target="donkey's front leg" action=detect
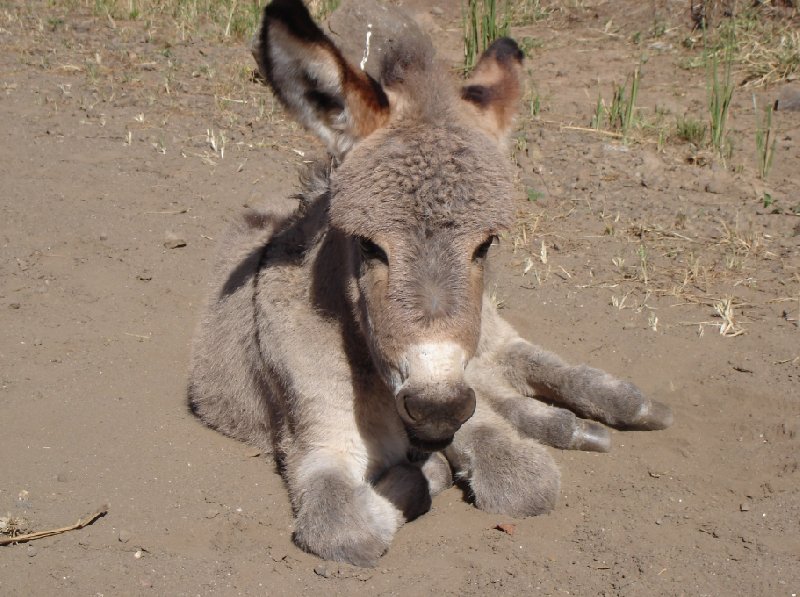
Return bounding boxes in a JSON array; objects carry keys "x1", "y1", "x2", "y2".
[
  {"x1": 287, "y1": 450, "x2": 412, "y2": 567},
  {"x1": 446, "y1": 404, "x2": 561, "y2": 518},
  {"x1": 495, "y1": 339, "x2": 673, "y2": 430}
]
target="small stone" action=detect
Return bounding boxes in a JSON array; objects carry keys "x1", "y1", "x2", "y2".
[
  {"x1": 118, "y1": 529, "x2": 131, "y2": 543},
  {"x1": 777, "y1": 84, "x2": 800, "y2": 112},
  {"x1": 134, "y1": 549, "x2": 143, "y2": 559},
  {"x1": 655, "y1": 518, "x2": 662, "y2": 525},
  {"x1": 430, "y1": 6, "x2": 444, "y2": 15},
  {"x1": 99, "y1": 232, "x2": 109, "y2": 241},
  {"x1": 703, "y1": 177, "x2": 727, "y2": 195},
  {"x1": 493, "y1": 523, "x2": 516, "y2": 536},
  {"x1": 740, "y1": 502, "x2": 751, "y2": 512},
  {"x1": 163, "y1": 231, "x2": 187, "y2": 249},
  {"x1": 27, "y1": 545, "x2": 37, "y2": 557},
  {"x1": 313, "y1": 565, "x2": 331, "y2": 578},
  {"x1": 9, "y1": 303, "x2": 20, "y2": 310},
  {"x1": 55, "y1": 472, "x2": 68, "y2": 482},
  {"x1": 205, "y1": 508, "x2": 220, "y2": 519},
  {"x1": 647, "y1": 41, "x2": 673, "y2": 52},
  {"x1": 136, "y1": 271, "x2": 153, "y2": 282}
]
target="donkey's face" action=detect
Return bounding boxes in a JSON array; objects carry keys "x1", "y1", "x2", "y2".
[
  {"x1": 255, "y1": 0, "x2": 523, "y2": 450},
  {"x1": 331, "y1": 124, "x2": 516, "y2": 449}
]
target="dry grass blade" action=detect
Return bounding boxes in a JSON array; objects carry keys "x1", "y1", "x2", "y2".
[
  {"x1": 0, "y1": 505, "x2": 108, "y2": 546},
  {"x1": 714, "y1": 297, "x2": 745, "y2": 337}
]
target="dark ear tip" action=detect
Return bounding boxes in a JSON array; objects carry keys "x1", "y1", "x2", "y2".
[{"x1": 484, "y1": 37, "x2": 524, "y2": 64}]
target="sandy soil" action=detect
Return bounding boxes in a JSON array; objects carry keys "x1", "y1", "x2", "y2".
[{"x1": 1, "y1": 1, "x2": 798, "y2": 595}]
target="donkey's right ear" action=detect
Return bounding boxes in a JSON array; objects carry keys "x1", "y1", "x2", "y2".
[{"x1": 252, "y1": 0, "x2": 390, "y2": 160}]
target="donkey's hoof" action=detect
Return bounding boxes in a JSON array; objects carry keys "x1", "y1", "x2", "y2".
[
  {"x1": 628, "y1": 399, "x2": 673, "y2": 430},
  {"x1": 292, "y1": 482, "x2": 400, "y2": 567},
  {"x1": 570, "y1": 420, "x2": 611, "y2": 452}
]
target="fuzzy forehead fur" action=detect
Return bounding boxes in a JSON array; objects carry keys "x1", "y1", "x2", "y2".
[{"x1": 328, "y1": 40, "x2": 515, "y2": 243}]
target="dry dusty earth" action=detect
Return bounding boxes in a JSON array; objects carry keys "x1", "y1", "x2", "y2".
[{"x1": 1, "y1": 0, "x2": 799, "y2": 595}]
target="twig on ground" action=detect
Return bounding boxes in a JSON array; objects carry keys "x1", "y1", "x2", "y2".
[{"x1": 0, "y1": 505, "x2": 108, "y2": 546}]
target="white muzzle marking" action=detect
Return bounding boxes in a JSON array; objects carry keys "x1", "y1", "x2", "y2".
[{"x1": 395, "y1": 342, "x2": 467, "y2": 393}]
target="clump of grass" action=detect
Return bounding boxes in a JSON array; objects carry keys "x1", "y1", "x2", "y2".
[
  {"x1": 507, "y1": 0, "x2": 551, "y2": 26},
  {"x1": 309, "y1": 0, "x2": 340, "y2": 21},
  {"x1": 753, "y1": 95, "x2": 778, "y2": 180},
  {"x1": 683, "y1": 4, "x2": 799, "y2": 86},
  {"x1": 525, "y1": 84, "x2": 541, "y2": 118},
  {"x1": 592, "y1": 66, "x2": 641, "y2": 139},
  {"x1": 707, "y1": 44, "x2": 734, "y2": 159},
  {"x1": 464, "y1": 0, "x2": 509, "y2": 72},
  {"x1": 676, "y1": 115, "x2": 707, "y2": 145},
  {"x1": 58, "y1": 0, "x2": 263, "y2": 42}
]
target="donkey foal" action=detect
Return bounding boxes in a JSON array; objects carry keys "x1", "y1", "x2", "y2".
[{"x1": 189, "y1": 0, "x2": 673, "y2": 567}]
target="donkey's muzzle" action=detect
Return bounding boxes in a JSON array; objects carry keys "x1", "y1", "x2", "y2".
[{"x1": 395, "y1": 383, "x2": 476, "y2": 451}]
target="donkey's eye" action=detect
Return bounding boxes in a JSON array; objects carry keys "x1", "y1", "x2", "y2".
[
  {"x1": 473, "y1": 235, "x2": 497, "y2": 261},
  {"x1": 358, "y1": 237, "x2": 388, "y2": 264}
]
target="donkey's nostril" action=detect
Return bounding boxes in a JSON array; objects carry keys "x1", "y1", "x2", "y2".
[
  {"x1": 396, "y1": 385, "x2": 476, "y2": 428},
  {"x1": 397, "y1": 389, "x2": 421, "y2": 424},
  {"x1": 456, "y1": 387, "x2": 477, "y2": 425}
]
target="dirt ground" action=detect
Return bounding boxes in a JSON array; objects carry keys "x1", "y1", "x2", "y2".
[{"x1": 1, "y1": 0, "x2": 798, "y2": 595}]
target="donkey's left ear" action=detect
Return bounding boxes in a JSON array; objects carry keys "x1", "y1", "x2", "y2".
[
  {"x1": 252, "y1": 0, "x2": 390, "y2": 160},
  {"x1": 460, "y1": 38, "x2": 524, "y2": 146}
]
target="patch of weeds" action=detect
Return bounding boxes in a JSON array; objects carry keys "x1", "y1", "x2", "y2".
[
  {"x1": 226, "y1": 0, "x2": 262, "y2": 39},
  {"x1": 592, "y1": 66, "x2": 641, "y2": 140},
  {"x1": 682, "y1": 5, "x2": 800, "y2": 86},
  {"x1": 463, "y1": 0, "x2": 509, "y2": 72},
  {"x1": 518, "y1": 36, "x2": 543, "y2": 57},
  {"x1": 54, "y1": 0, "x2": 263, "y2": 42},
  {"x1": 526, "y1": 188, "x2": 544, "y2": 202},
  {"x1": 526, "y1": 88, "x2": 541, "y2": 117},
  {"x1": 676, "y1": 115, "x2": 707, "y2": 145},
  {"x1": 762, "y1": 192, "x2": 773, "y2": 209},
  {"x1": 753, "y1": 95, "x2": 777, "y2": 180},
  {"x1": 309, "y1": 0, "x2": 340, "y2": 21},
  {"x1": 507, "y1": 0, "x2": 551, "y2": 26},
  {"x1": 707, "y1": 44, "x2": 734, "y2": 160}
]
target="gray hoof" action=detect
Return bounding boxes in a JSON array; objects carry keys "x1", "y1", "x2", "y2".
[
  {"x1": 570, "y1": 420, "x2": 611, "y2": 452},
  {"x1": 628, "y1": 400, "x2": 674, "y2": 430}
]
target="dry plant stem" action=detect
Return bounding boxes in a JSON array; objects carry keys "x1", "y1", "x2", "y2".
[{"x1": 0, "y1": 505, "x2": 108, "y2": 546}]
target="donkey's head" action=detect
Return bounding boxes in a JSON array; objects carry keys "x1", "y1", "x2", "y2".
[{"x1": 256, "y1": 0, "x2": 523, "y2": 451}]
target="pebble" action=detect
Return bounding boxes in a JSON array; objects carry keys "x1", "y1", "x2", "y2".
[
  {"x1": 313, "y1": 565, "x2": 331, "y2": 578},
  {"x1": 703, "y1": 177, "x2": 727, "y2": 195},
  {"x1": 163, "y1": 231, "x2": 187, "y2": 249},
  {"x1": 648, "y1": 41, "x2": 673, "y2": 52},
  {"x1": 118, "y1": 529, "x2": 131, "y2": 543},
  {"x1": 27, "y1": 545, "x2": 37, "y2": 557},
  {"x1": 430, "y1": 6, "x2": 444, "y2": 15},
  {"x1": 99, "y1": 232, "x2": 108, "y2": 241},
  {"x1": 9, "y1": 303, "x2": 21, "y2": 310},
  {"x1": 777, "y1": 84, "x2": 800, "y2": 112},
  {"x1": 740, "y1": 502, "x2": 751, "y2": 512},
  {"x1": 55, "y1": 472, "x2": 68, "y2": 482}
]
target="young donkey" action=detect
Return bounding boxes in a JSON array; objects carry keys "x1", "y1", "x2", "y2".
[{"x1": 189, "y1": 0, "x2": 672, "y2": 567}]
